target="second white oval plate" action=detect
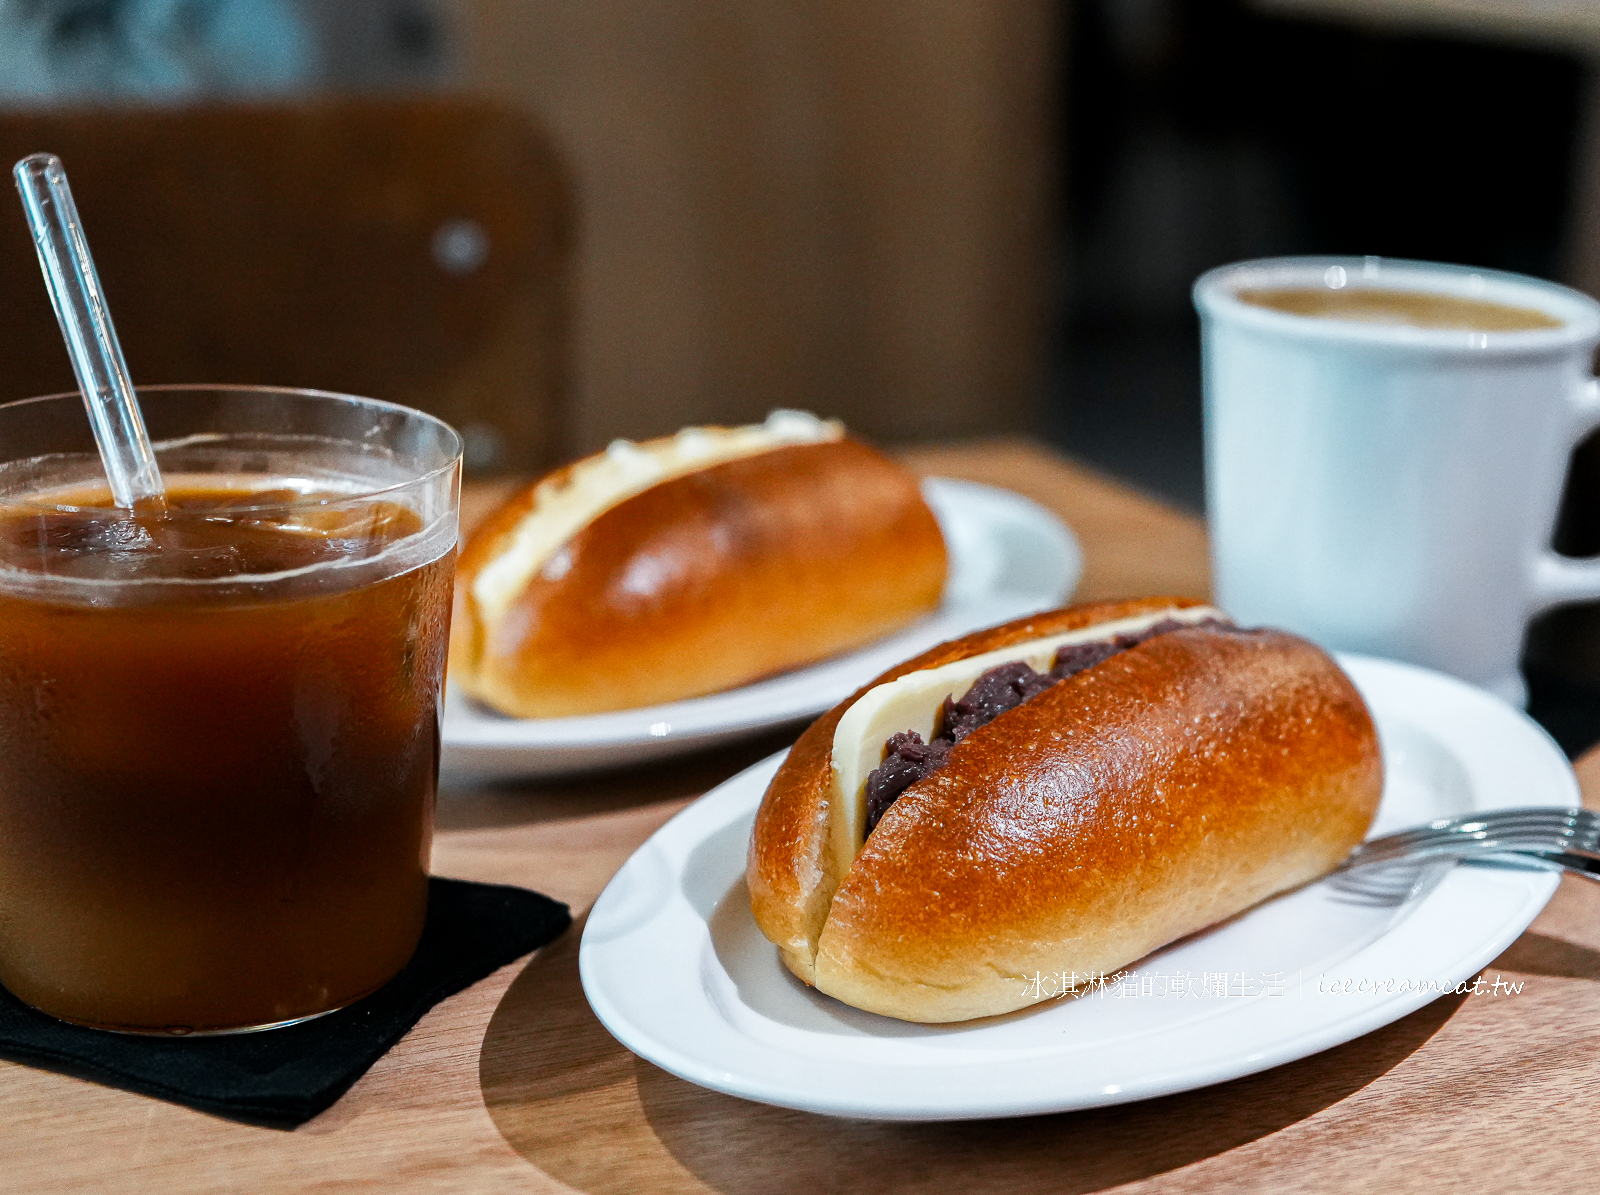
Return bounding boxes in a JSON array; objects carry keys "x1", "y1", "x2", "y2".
[
  {"x1": 441, "y1": 477, "x2": 1080, "y2": 781},
  {"x1": 579, "y1": 655, "x2": 1569, "y2": 1120}
]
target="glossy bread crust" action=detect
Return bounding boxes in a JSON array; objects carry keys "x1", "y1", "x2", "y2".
[
  {"x1": 451, "y1": 438, "x2": 946, "y2": 717},
  {"x1": 746, "y1": 597, "x2": 1206, "y2": 985},
  {"x1": 748, "y1": 601, "x2": 1382, "y2": 1022}
]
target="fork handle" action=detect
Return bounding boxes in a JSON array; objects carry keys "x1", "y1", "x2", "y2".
[{"x1": 1514, "y1": 850, "x2": 1600, "y2": 881}]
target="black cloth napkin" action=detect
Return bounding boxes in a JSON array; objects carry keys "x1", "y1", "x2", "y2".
[{"x1": 0, "y1": 877, "x2": 570, "y2": 1127}]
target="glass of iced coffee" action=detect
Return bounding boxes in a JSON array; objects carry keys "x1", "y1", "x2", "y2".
[{"x1": 0, "y1": 385, "x2": 460, "y2": 1034}]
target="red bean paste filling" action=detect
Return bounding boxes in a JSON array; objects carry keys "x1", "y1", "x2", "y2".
[{"x1": 862, "y1": 617, "x2": 1232, "y2": 835}]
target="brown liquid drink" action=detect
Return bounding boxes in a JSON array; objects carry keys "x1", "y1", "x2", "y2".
[{"x1": 0, "y1": 483, "x2": 453, "y2": 1032}]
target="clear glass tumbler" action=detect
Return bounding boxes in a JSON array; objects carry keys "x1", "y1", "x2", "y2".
[{"x1": 0, "y1": 385, "x2": 461, "y2": 1034}]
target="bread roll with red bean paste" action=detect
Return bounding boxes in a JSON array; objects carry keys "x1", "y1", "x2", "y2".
[
  {"x1": 451, "y1": 412, "x2": 947, "y2": 718},
  {"x1": 747, "y1": 597, "x2": 1382, "y2": 1023}
]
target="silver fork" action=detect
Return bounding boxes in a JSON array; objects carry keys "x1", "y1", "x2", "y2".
[{"x1": 1337, "y1": 806, "x2": 1600, "y2": 881}]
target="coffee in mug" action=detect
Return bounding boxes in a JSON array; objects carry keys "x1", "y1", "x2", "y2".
[{"x1": 1234, "y1": 285, "x2": 1563, "y2": 332}]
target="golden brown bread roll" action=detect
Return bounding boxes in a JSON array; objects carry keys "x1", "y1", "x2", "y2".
[
  {"x1": 451, "y1": 412, "x2": 947, "y2": 717},
  {"x1": 747, "y1": 597, "x2": 1382, "y2": 1023}
]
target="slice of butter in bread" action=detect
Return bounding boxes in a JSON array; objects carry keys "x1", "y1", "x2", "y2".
[
  {"x1": 824, "y1": 604, "x2": 1224, "y2": 885},
  {"x1": 470, "y1": 409, "x2": 842, "y2": 630}
]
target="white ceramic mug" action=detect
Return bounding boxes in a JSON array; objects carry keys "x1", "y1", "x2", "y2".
[{"x1": 1194, "y1": 256, "x2": 1600, "y2": 707}]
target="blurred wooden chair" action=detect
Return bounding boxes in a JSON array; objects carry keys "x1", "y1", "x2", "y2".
[{"x1": 0, "y1": 95, "x2": 568, "y2": 474}]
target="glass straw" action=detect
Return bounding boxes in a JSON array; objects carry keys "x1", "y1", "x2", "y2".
[{"x1": 13, "y1": 153, "x2": 165, "y2": 511}]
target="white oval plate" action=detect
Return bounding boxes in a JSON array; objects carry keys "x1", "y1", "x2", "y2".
[
  {"x1": 579, "y1": 655, "x2": 1570, "y2": 1120},
  {"x1": 440, "y1": 478, "x2": 1081, "y2": 781}
]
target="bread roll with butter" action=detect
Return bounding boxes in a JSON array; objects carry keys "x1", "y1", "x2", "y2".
[
  {"x1": 747, "y1": 597, "x2": 1382, "y2": 1023},
  {"x1": 451, "y1": 412, "x2": 947, "y2": 718}
]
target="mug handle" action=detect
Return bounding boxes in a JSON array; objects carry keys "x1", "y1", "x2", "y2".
[{"x1": 1532, "y1": 377, "x2": 1600, "y2": 611}]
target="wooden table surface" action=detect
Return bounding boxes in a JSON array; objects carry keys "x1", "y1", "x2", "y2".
[{"x1": 10, "y1": 438, "x2": 1599, "y2": 1193}]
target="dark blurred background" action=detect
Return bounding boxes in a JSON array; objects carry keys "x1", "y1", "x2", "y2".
[
  {"x1": 6, "y1": 0, "x2": 1594, "y2": 492},
  {"x1": 1052, "y1": 0, "x2": 1589, "y2": 510},
  {"x1": 6, "y1": 0, "x2": 1600, "y2": 746}
]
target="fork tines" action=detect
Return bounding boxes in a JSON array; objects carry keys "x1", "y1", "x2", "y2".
[{"x1": 1339, "y1": 806, "x2": 1600, "y2": 872}]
